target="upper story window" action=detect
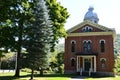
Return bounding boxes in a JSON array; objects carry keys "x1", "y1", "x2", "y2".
[
  {"x1": 83, "y1": 40, "x2": 92, "y2": 53},
  {"x1": 71, "y1": 40, "x2": 76, "y2": 53},
  {"x1": 100, "y1": 40, "x2": 105, "y2": 53},
  {"x1": 87, "y1": 40, "x2": 92, "y2": 53},
  {"x1": 82, "y1": 26, "x2": 93, "y2": 32},
  {"x1": 83, "y1": 40, "x2": 87, "y2": 53}
]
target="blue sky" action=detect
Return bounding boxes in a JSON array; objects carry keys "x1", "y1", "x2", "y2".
[{"x1": 57, "y1": 0, "x2": 120, "y2": 34}]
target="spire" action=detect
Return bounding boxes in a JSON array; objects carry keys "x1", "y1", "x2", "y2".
[{"x1": 84, "y1": 6, "x2": 99, "y2": 23}]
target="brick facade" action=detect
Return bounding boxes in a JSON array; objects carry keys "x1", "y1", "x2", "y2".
[{"x1": 64, "y1": 20, "x2": 116, "y2": 76}]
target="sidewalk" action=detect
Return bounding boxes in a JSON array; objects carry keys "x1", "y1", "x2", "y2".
[{"x1": 0, "y1": 70, "x2": 15, "y2": 73}]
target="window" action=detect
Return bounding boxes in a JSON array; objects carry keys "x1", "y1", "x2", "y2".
[
  {"x1": 82, "y1": 26, "x2": 93, "y2": 32},
  {"x1": 100, "y1": 40, "x2": 105, "y2": 53},
  {"x1": 100, "y1": 58, "x2": 106, "y2": 69},
  {"x1": 71, "y1": 40, "x2": 76, "y2": 53},
  {"x1": 87, "y1": 41, "x2": 91, "y2": 53},
  {"x1": 71, "y1": 58, "x2": 75, "y2": 66},
  {"x1": 83, "y1": 40, "x2": 92, "y2": 53},
  {"x1": 83, "y1": 41, "x2": 87, "y2": 53}
]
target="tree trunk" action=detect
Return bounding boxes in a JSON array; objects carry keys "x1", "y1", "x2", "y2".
[
  {"x1": 0, "y1": 58, "x2": 1, "y2": 69},
  {"x1": 40, "y1": 68, "x2": 43, "y2": 76},
  {"x1": 14, "y1": 51, "x2": 20, "y2": 77},
  {"x1": 14, "y1": 21, "x2": 23, "y2": 77},
  {"x1": 30, "y1": 68, "x2": 34, "y2": 80}
]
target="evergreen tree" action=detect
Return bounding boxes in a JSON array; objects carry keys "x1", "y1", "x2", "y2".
[{"x1": 24, "y1": 0, "x2": 53, "y2": 79}]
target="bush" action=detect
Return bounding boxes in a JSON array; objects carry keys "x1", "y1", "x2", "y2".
[
  {"x1": 21, "y1": 68, "x2": 31, "y2": 73},
  {"x1": 57, "y1": 64, "x2": 64, "y2": 74}
]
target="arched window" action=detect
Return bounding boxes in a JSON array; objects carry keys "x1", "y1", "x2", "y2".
[
  {"x1": 82, "y1": 26, "x2": 93, "y2": 32},
  {"x1": 100, "y1": 58, "x2": 106, "y2": 69},
  {"x1": 71, "y1": 40, "x2": 76, "y2": 53},
  {"x1": 100, "y1": 40, "x2": 105, "y2": 53},
  {"x1": 71, "y1": 58, "x2": 75, "y2": 66},
  {"x1": 83, "y1": 40, "x2": 92, "y2": 53},
  {"x1": 87, "y1": 40, "x2": 91, "y2": 53},
  {"x1": 83, "y1": 40, "x2": 87, "y2": 52}
]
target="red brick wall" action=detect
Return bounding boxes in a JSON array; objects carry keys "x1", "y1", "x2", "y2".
[
  {"x1": 64, "y1": 35, "x2": 114, "y2": 72},
  {"x1": 72, "y1": 25, "x2": 104, "y2": 33}
]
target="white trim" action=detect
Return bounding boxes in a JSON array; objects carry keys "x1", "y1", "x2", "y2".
[
  {"x1": 87, "y1": 40, "x2": 92, "y2": 43},
  {"x1": 70, "y1": 57, "x2": 75, "y2": 60},
  {"x1": 71, "y1": 40, "x2": 76, "y2": 44},
  {"x1": 94, "y1": 56, "x2": 96, "y2": 72},
  {"x1": 83, "y1": 40, "x2": 92, "y2": 43},
  {"x1": 82, "y1": 26, "x2": 93, "y2": 32},
  {"x1": 67, "y1": 32, "x2": 115, "y2": 39},
  {"x1": 83, "y1": 40, "x2": 87, "y2": 43},
  {"x1": 77, "y1": 56, "x2": 78, "y2": 72},
  {"x1": 67, "y1": 20, "x2": 115, "y2": 33},
  {"x1": 77, "y1": 56, "x2": 96, "y2": 72},
  {"x1": 99, "y1": 39, "x2": 106, "y2": 43},
  {"x1": 100, "y1": 58, "x2": 106, "y2": 61}
]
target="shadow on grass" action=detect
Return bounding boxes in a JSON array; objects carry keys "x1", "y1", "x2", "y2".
[
  {"x1": 35, "y1": 74, "x2": 77, "y2": 78},
  {"x1": 0, "y1": 73, "x2": 76, "y2": 80},
  {"x1": 0, "y1": 74, "x2": 31, "y2": 80}
]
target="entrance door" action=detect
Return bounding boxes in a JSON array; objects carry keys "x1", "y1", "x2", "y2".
[{"x1": 84, "y1": 58, "x2": 91, "y2": 71}]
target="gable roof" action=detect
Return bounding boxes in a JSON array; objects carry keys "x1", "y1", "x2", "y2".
[{"x1": 67, "y1": 20, "x2": 115, "y2": 33}]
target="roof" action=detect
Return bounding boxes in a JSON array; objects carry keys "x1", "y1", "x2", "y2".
[
  {"x1": 67, "y1": 20, "x2": 115, "y2": 33},
  {"x1": 67, "y1": 20, "x2": 116, "y2": 39}
]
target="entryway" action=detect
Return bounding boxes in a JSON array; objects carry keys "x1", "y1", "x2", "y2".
[{"x1": 84, "y1": 58, "x2": 91, "y2": 71}]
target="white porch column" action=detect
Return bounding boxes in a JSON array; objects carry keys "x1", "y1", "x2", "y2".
[
  {"x1": 77, "y1": 56, "x2": 80, "y2": 72},
  {"x1": 77, "y1": 56, "x2": 78, "y2": 72},
  {"x1": 94, "y1": 56, "x2": 96, "y2": 72}
]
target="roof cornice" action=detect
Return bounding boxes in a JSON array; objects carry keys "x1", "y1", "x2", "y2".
[
  {"x1": 67, "y1": 20, "x2": 115, "y2": 33},
  {"x1": 67, "y1": 31, "x2": 116, "y2": 40}
]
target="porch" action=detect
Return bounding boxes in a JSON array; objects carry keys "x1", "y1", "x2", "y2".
[{"x1": 76, "y1": 55, "x2": 97, "y2": 76}]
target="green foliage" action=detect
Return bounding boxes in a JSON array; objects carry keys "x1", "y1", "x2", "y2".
[
  {"x1": 114, "y1": 54, "x2": 120, "y2": 73},
  {"x1": 1, "y1": 52, "x2": 15, "y2": 69},
  {"x1": 46, "y1": 0, "x2": 69, "y2": 50},
  {"x1": 24, "y1": 0, "x2": 52, "y2": 69},
  {"x1": 114, "y1": 34, "x2": 120, "y2": 55},
  {"x1": 0, "y1": 0, "x2": 69, "y2": 77},
  {"x1": 114, "y1": 34, "x2": 120, "y2": 74},
  {"x1": 49, "y1": 50, "x2": 64, "y2": 74}
]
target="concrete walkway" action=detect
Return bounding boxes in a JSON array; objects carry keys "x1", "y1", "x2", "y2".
[
  {"x1": 0, "y1": 70, "x2": 15, "y2": 73},
  {"x1": 71, "y1": 76, "x2": 86, "y2": 80}
]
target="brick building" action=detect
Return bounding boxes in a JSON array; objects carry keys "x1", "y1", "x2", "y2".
[{"x1": 64, "y1": 7, "x2": 116, "y2": 76}]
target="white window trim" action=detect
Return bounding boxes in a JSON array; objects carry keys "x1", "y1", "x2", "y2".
[
  {"x1": 70, "y1": 57, "x2": 75, "y2": 60},
  {"x1": 100, "y1": 58, "x2": 106, "y2": 62},
  {"x1": 99, "y1": 39, "x2": 106, "y2": 43},
  {"x1": 71, "y1": 40, "x2": 76, "y2": 44}
]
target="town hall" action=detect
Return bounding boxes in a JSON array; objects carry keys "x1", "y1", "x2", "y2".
[{"x1": 64, "y1": 7, "x2": 116, "y2": 76}]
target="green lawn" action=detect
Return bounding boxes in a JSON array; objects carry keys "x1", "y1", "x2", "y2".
[
  {"x1": 1, "y1": 72, "x2": 120, "y2": 80},
  {"x1": 85, "y1": 76, "x2": 120, "y2": 80},
  {"x1": 0, "y1": 72, "x2": 73, "y2": 80}
]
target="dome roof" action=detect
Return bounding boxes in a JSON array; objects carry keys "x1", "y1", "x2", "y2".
[{"x1": 84, "y1": 7, "x2": 99, "y2": 23}]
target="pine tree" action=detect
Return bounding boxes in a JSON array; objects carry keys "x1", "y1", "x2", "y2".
[{"x1": 24, "y1": 0, "x2": 53, "y2": 79}]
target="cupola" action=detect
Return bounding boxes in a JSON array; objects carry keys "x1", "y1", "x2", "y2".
[{"x1": 84, "y1": 6, "x2": 99, "y2": 23}]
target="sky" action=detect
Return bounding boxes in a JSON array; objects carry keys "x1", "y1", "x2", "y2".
[{"x1": 57, "y1": 0, "x2": 120, "y2": 34}]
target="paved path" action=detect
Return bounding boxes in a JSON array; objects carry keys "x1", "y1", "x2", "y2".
[
  {"x1": 71, "y1": 76, "x2": 86, "y2": 80},
  {"x1": 0, "y1": 70, "x2": 15, "y2": 73}
]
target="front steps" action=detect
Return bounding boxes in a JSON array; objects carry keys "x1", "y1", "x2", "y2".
[{"x1": 77, "y1": 71, "x2": 97, "y2": 77}]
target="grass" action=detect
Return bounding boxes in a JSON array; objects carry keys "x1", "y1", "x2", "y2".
[
  {"x1": 85, "y1": 76, "x2": 120, "y2": 80},
  {"x1": 1, "y1": 72, "x2": 120, "y2": 80},
  {"x1": 0, "y1": 72, "x2": 74, "y2": 80}
]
